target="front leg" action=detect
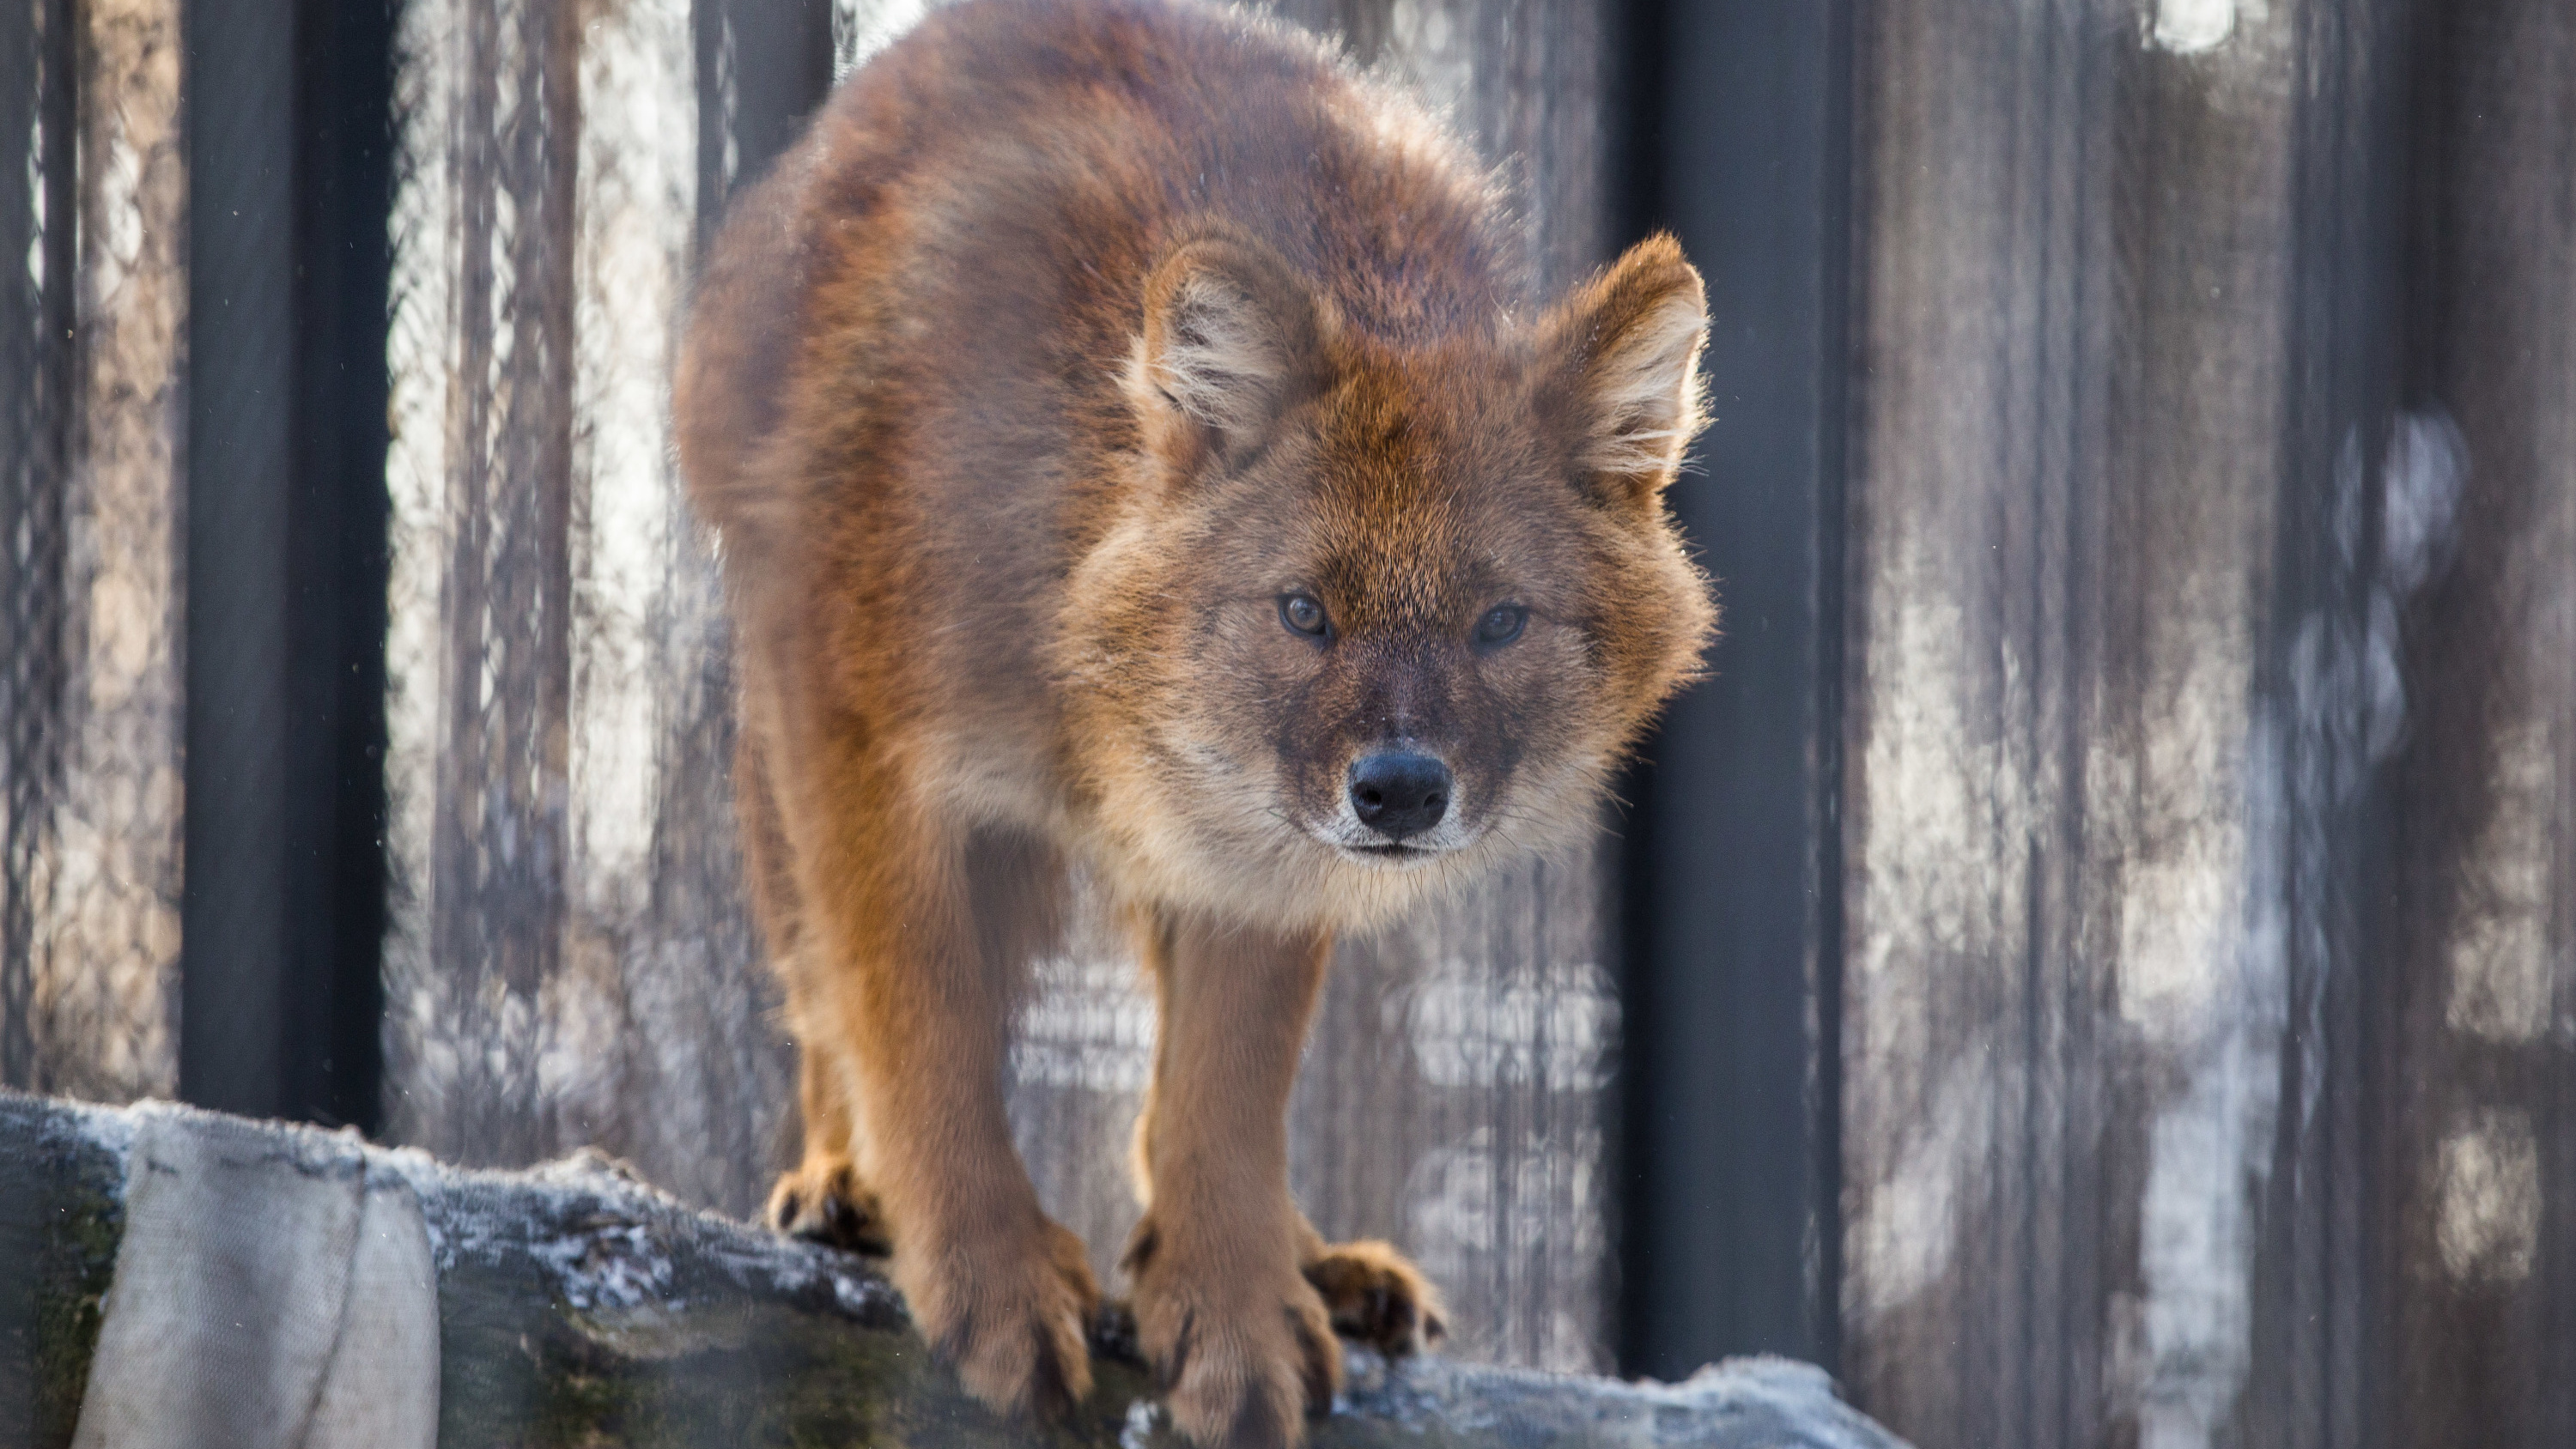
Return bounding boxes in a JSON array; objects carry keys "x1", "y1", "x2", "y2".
[
  {"x1": 1124, "y1": 912, "x2": 1340, "y2": 1448},
  {"x1": 784, "y1": 743, "x2": 1097, "y2": 1419}
]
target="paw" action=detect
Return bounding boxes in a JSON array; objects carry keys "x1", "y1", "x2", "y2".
[
  {"x1": 765, "y1": 1157, "x2": 890, "y2": 1256},
  {"x1": 1125, "y1": 1218, "x2": 1340, "y2": 1449},
  {"x1": 1303, "y1": 1239, "x2": 1446, "y2": 1355},
  {"x1": 904, "y1": 1214, "x2": 1100, "y2": 1420}
]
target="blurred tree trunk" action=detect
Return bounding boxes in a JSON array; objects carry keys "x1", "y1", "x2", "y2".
[
  {"x1": 383, "y1": 0, "x2": 789, "y2": 1216},
  {"x1": 1838, "y1": 1, "x2": 2574, "y2": 1446},
  {"x1": 2383, "y1": 3, "x2": 2576, "y2": 1443}
]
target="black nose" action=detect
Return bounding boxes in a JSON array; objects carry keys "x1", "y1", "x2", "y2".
[{"x1": 1349, "y1": 752, "x2": 1452, "y2": 840}]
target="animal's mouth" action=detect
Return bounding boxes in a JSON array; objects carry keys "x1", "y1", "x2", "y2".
[
  {"x1": 1342, "y1": 841, "x2": 1443, "y2": 866},
  {"x1": 1302, "y1": 812, "x2": 1475, "y2": 866}
]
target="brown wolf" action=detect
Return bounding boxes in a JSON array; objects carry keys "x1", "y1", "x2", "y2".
[{"x1": 674, "y1": 0, "x2": 1713, "y2": 1441}]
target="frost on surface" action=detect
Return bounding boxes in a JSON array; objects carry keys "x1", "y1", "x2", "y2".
[{"x1": 7, "y1": 1094, "x2": 1909, "y2": 1449}]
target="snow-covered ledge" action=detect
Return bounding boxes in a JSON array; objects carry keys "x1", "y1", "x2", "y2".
[{"x1": 0, "y1": 1090, "x2": 1909, "y2": 1449}]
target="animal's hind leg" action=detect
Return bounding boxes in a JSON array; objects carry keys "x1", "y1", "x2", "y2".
[
  {"x1": 738, "y1": 720, "x2": 892, "y2": 1254},
  {"x1": 1296, "y1": 1220, "x2": 1447, "y2": 1355},
  {"x1": 768, "y1": 1043, "x2": 891, "y2": 1255}
]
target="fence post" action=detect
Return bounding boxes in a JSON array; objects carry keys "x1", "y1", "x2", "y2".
[
  {"x1": 1613, "y1": 0, "x2": 1853, "y2": 1384},
  {"x1": 179, "y1": 0, "x2": 392, "y2": 1130},
  {"x1": 179, "y1": 0, "x2": 298, "y2": 1118}
]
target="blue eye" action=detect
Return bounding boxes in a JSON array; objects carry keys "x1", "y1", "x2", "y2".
[
  {"x1": 1475, "y1": 603, "x2": 1528, "y2": 648},
  {"x1": 1280, "y1": 593, "x2": 1330, "y2": 637}
]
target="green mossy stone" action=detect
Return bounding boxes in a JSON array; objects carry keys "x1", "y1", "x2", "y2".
[{"x1": 0, "y1": 1094, "x2": 126, "y2": 1449}]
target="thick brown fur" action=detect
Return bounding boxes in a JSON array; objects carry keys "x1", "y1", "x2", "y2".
[{"x1": 674, "y1": 2, "x2": 1713, "y2": 1442}]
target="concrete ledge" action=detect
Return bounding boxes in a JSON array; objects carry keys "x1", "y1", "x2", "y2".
[{"x1": 0, "y1": 1091, "x2": 1908, "y2": 1448}]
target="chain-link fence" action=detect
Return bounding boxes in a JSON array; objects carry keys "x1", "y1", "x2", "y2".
[{"x1": 2, "y1": 0, "x2": 187, "y2": 1107}]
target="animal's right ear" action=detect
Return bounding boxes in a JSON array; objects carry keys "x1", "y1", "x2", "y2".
[
  {"x1": 1129, "y1": 237, "x2": 1330, "y2": 467},
  {"x1": 1539, "y1": 233, "x2": 1709, "y2": 508}
]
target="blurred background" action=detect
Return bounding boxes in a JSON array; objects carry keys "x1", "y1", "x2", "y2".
[{"x1": 3, "y1": 0, "x2": 2571, "y2": 1445}]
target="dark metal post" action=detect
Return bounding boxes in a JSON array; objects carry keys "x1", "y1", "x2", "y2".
[
  {"x1": 1614, "y1": 0, "x2": 1853, "y2": 1379},
  {"x1": 182, "y1": 0, "x2": 392, "y2": 1130},
  {"x1": 283, "y1": 0, "x2": 395, "y2": 1133},
  {"x1": 182, "y1": 0, "x2": 298, "y2": 1119},
  {"x1": 696, "y1": 0, "x2": 835, "y2": 244}
]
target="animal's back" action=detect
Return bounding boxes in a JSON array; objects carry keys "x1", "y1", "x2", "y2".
[
  {"x1": 678, "y1": 0, "x2": 1516, "y2": 563},
  {"x1": 676, "y1": 0, "x2": 1528, "y2": 832}
]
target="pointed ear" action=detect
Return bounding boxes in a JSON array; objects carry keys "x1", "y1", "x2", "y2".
[
  {"x1": 1540, "y1": 233, "x2": 1709, "y2": 501},
  {"x1": 1131, "y1": 236, "x2": 1330, "y2": 464}
]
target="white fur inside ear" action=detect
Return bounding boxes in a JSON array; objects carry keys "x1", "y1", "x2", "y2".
[
  {"x1": 1583, "y1": 295, "x2": 1706, "y2": 476},
  {"x1": 1150, "y1": 273, "x2": 1287, "y2": 438}
]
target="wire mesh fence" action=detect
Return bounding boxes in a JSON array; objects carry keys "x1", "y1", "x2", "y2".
[
  {"x1": 2, "y1": 0, "x2": 187, "y2": 1106},
  {"x1": 1832, "y1": 2, "x2": 2576, "y2": 1443}
]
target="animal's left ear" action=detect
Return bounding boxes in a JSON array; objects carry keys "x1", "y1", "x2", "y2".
[
  {"x1": 1131, "y1": 234, "x2": 1332, "y2": 470},
  {"x1": 1539, "y1": 233, "x2": 1709, "y2": 505}
]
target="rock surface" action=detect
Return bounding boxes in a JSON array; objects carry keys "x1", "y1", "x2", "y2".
[{"x1": 0, "y1": 1091, "x2": 1908, "y2": 1448}]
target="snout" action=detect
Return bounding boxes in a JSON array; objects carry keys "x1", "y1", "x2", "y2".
[{"x1": 1348, "y1": 751, "x2": 1452, "y2": 842}]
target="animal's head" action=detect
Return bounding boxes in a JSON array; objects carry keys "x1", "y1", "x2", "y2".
[{"x1": 1063, "y1": 231, "x2": 1716, "y2": 929}]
